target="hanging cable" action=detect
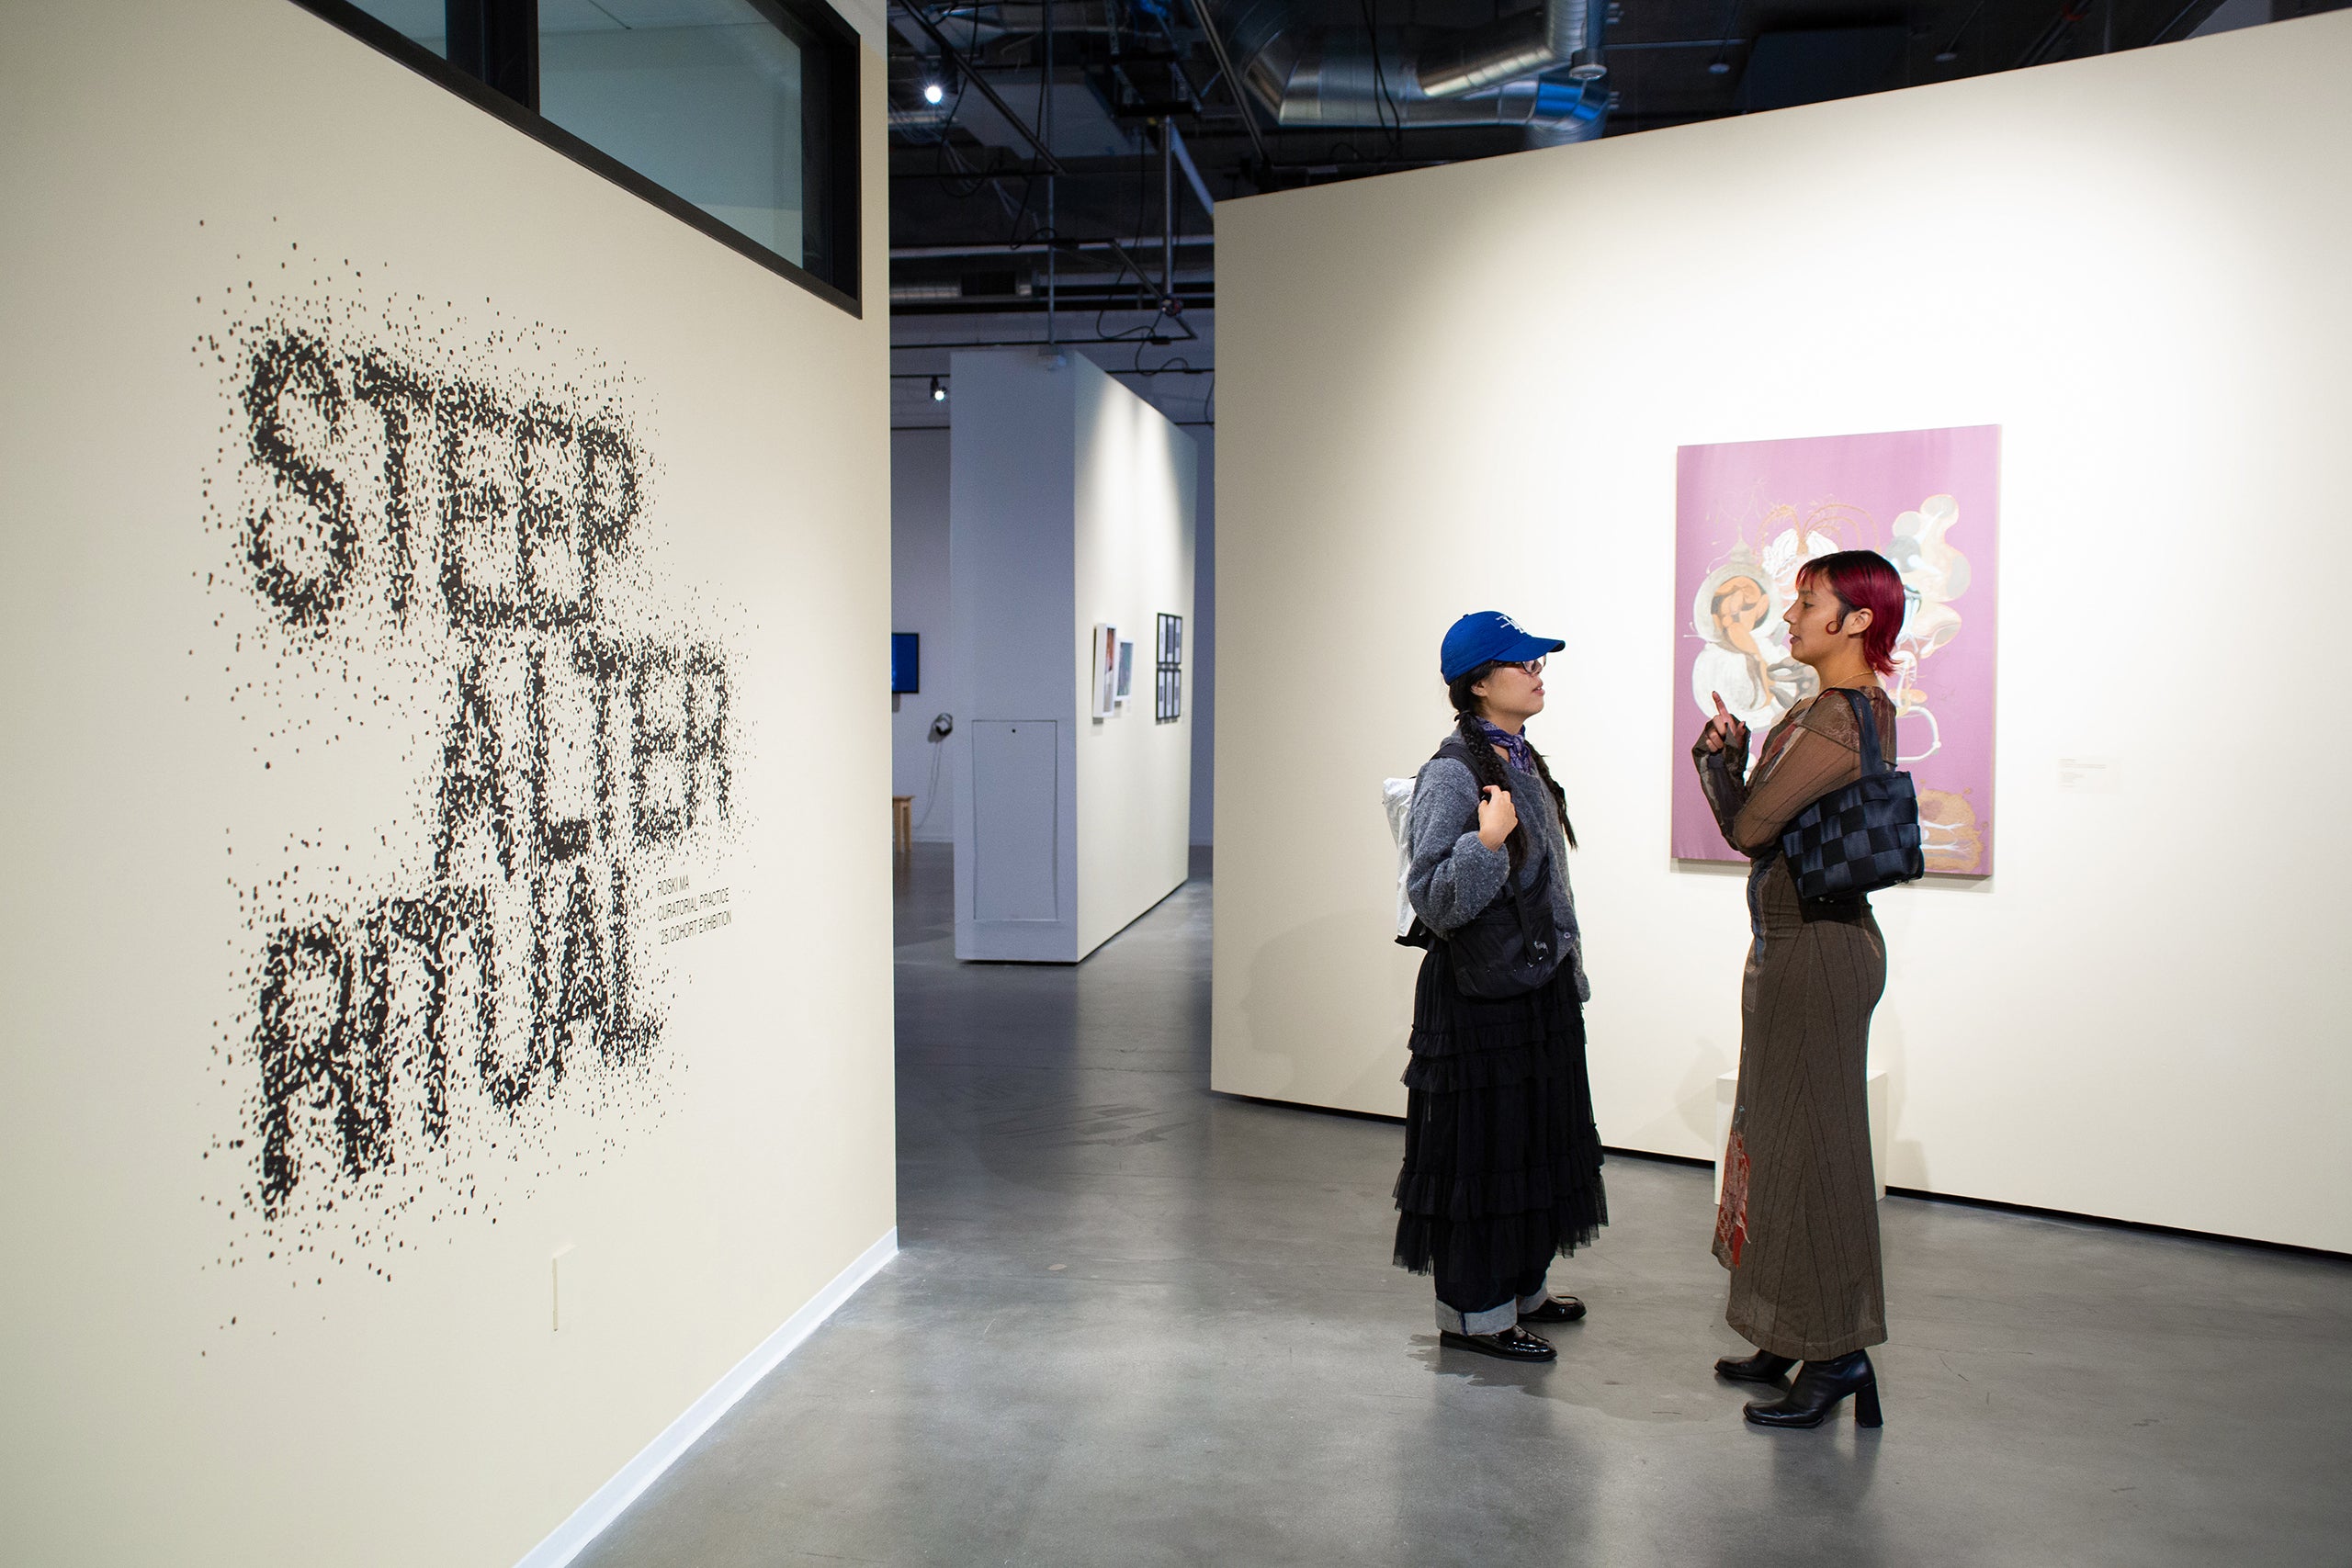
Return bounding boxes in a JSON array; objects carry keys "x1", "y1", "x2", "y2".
[{"x1": 1357, "y1": 0, "x2": 1407, "y2": 156}]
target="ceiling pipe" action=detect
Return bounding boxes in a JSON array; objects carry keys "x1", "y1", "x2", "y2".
[
  {"x1": 1166, "y1": 120, "x2": 1216, "y2": 216},
  {"x1": 1214, "y1": 0, "x2": 1608, "y2": 143},
  {"x1": 1182, "y1": 0, "x2": 1274, "y2": 169},
  {"x1": 890, "y1": 4, "x2": 1068, "y2": 173},
  {"x1": 1419, "y1": 0, "x2": 1605, "y2": 98},
  {"x1": 890, "y1": 237, "x2": 1214, "y2": 260}
]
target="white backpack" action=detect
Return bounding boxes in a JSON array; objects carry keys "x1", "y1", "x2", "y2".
[{"x1": 1382, "y1": 775, "x2": 1419, "y2": 939}]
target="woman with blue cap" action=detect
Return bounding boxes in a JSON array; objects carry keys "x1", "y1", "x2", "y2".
[{"x1": 1393, "y1": 612, "x2": 1608, "y2": 1361}]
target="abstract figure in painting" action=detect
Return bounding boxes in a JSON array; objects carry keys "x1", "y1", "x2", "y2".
[
  {"x1": 1690, "y1": 544, "x2": 1814, "y2": 767},
  {"x1": 1672, "y1": 427, "x2": 1998, "y2": 874}
]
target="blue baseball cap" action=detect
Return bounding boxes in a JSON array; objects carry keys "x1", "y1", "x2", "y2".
[{"x1": 1441, "y1": 611, "x2": 1566, "y2": 683}]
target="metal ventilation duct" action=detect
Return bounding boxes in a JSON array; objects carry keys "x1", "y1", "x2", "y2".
[
  {"x1": 1215, "y1": 0, "x2": 1608, "y2": 144},
  {"x1": 1418, "y1": 0, "x2": 1606, "y2": 97}
]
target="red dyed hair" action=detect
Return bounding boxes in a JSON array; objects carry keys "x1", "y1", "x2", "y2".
[{"x1": 1796, "y1": 550, "x2": 1905, "y2": 675}]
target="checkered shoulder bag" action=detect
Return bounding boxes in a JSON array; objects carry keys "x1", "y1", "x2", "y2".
[{"x1": 1778, "y1": 689, "x2": 1925, "y2": 903}]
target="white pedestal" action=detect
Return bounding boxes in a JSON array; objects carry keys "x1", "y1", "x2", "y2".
[{"x1": 1713, "y1": 1068, "x2": 1889, "y2": 1203}]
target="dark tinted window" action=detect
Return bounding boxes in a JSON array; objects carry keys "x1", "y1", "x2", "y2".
[{"x1": 304, "y1": 0, "x2": 860, "y2": 312}]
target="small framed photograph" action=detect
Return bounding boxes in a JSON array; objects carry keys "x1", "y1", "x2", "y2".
[
  {"x1": 1154, "y1": 614, "x2": 1183, "y2": 723},
  {"x1": 1092, "y1": 623, "x2": 1119, "y2": 718}
]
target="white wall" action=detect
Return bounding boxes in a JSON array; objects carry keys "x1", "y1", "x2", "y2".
[
  {"x1": 1073, "y1": 362, "x2": 1198, "y2": 953},
  {"x1": 890, "y1": 428, "x2": 955, "y2": 840},
  {"x1": 948, "y1": 350, "x2": 1194, "y2": 961},
  {"x1": 949, "y1": 352, "x2": 1081, "y2": 960},
  {"x1": 1188, "y1": 434, "x2": 1216, "y2": 847},
  {"x1": 891, "y1": 423, "x2": 1211, "y2": 849},
  {"x1": 0, "y1": 3, "x2": 896, "y2": 1563},
  {"x1": 1210, "y1": 12, "x2": 2352, "y2": 1251}
]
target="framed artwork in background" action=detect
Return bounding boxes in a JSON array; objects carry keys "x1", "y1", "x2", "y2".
[
  {"x1": 1091, "y1": 623, "x2": 1119, "y2": 718},
  {"x1": 1115, "y1": 640, "x2": 1136, "y2": 705},
  {"x1": 1155, "y1": 613, "x2": 1183, "y2": 723},
  {"x1": 1671, "y1": 425, "x2": 2000, "y2": 874}
]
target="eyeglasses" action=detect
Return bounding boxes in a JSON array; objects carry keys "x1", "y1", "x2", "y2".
[{"x1": 1502, "y1": 658, "x2": 1546, "y2": 676}]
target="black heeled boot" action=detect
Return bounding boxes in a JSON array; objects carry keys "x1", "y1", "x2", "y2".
[
  {"x1": 1742, "y1": 1350, "x2": 1882, "y2": 1428},
  {"x1": 1713, "y1": 1349, "x2": 1796, "y2": 1383}
]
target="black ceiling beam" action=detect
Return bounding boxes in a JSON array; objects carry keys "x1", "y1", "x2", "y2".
[
  {"x1": 1109, "y1": 99, "x2": 1208, "y2": 119},
  {"x1": 1179, "y1": 0, "x2": 1272, "y2": 169},
  {"x1": 892, "y1": 158, "x2": 1137, "y2": 182},
  {"x1": 891, "y1": 3, "x2": 1069, "y2": 174},
  {"x1": 891, "y1": 151, "x2": 1464, "y2": 183}
]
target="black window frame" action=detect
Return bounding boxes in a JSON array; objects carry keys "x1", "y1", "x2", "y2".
[{"x1": 288, "y1": 0, "x2": 863, "y2": 317}]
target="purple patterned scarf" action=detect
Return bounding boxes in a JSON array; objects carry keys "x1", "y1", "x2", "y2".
[{"x1": 1477, "y1": 718, "x2": 1540, "y2": 778}]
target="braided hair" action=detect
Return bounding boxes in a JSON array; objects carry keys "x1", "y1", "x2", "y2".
[{"x1": 1446, "y1": 661, "x2": 1578, "y2": 874}]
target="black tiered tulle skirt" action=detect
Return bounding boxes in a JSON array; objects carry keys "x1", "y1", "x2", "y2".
[{"x1": 1392, "y1": 945, "x2": 1608, "y2": 1284}]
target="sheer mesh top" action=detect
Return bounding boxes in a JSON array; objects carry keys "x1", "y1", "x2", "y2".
[{"x1": 1694, "y1": 686, "x2": 1900, "y2": 857}]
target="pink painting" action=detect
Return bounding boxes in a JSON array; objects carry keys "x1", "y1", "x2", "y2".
[{"x1": 1671, "y1": 426, "x2": 2000, "y2": 874}]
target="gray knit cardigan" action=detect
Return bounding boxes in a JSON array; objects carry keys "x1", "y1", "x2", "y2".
[{"x1": 1404, "y1": 743, "x2": 1590, "y2": 1003}]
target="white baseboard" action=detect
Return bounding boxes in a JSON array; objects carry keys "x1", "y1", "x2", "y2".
[{"x1": 515, "y1": 1227, "x2": 900, "y2": 1568}]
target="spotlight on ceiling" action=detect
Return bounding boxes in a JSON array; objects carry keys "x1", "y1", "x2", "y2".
[
  {"x1": 923, "y1": 81, "x2": 945, "y2": 105},
  {"x1": 1707, "y1": 58, "x2": 1731, "y2": 74},
  {"x1": 1934, "y1": 48, "x2": 1959, "y2": 62},
  {"x1": 930, "y1": 376, "x2": 947, "y2": 403}
]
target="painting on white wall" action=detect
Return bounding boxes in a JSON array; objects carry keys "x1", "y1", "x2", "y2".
[
  {"x1": 1115, "y1": 638, "x2": 1136, "y2": 705},
  {"x1": 1155, "y1": 612, "x2": 1183, "y2": 723},
  {"x1": 1671, "y1": 425, "x2": 2001, "y2": 874},
  {"x1": 1092, "y1": 622, "x2": 1119, "y2": 718}
]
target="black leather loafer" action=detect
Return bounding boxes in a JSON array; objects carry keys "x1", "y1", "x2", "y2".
[
  {"x1": 1439, "y1": 1325, "x2": 1556, "y2": 1361},
  {"x1": 1520, "y1": 1295, "x2": 1587, "y2": 1324},
  {"x1": 1714, "y1": 1349, "x2": 1796, "y2": 1383},
  {"x1": 1743, "y1": 1350, "x2": 1882, "y2": 1428}
]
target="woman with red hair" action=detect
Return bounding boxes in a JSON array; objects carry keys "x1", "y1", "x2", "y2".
[{"x1": 1690, "y1": 548, "x2": 1905, "y2": 1429}]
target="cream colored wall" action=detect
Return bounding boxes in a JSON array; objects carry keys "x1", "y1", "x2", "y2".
[
  {"x1": 1212, "y1": 13, "x2": 2352, "y2": 1251},
  {"x1": 0, "y1": 3, "x2": 893, "y2": 1564},
  {"x1": 1072, "y1": 357, "x2": 1198, "y2": 955}
]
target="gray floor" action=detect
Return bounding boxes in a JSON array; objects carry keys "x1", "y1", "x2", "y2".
[{"x1": 582, "y1": 845, "x2": 2352, "y2": 1567}]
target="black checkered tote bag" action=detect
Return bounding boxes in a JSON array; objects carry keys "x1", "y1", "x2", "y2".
[{"x1": 1778, "y1": 689, "x2": 1925, "y2": 903}]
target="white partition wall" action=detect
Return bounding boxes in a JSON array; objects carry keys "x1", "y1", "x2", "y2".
[
  {"x1": 951, "y1": 350, "x2": 1196, "y2": 962},
  {"x1": 891, "y1": 429, "x2": 956, "y2": 840},
  {"x1": 1211, "y1": 13, "x2": 2352, "y2": 1251},
  {"x1": 0, "y1": 3, "x2": 895, "y2": 1564}
]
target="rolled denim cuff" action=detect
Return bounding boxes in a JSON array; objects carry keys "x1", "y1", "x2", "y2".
[{"x1": 1436, "y1": 1297, "x2": 1521, "y2": 1336}]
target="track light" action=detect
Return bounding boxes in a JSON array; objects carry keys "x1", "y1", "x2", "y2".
[
  {"x1": 929, "y1": 376, "x2": 946, "y2": 402},
  {"x1": 1707, "y1": 59, "x2": 1731, "y2": 74},
  {"x1": 923, "y1": 81, "x2": 945, "y2": 105}
]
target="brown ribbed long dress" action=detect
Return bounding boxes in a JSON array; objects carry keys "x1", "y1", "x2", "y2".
[{"x1": 1692, "y1": 686, "x2": 1895, "y2": 1360}]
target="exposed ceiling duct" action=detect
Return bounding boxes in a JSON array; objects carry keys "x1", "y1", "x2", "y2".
[
  {"x1": 1417, "y1": 0, "x2": 1607, "y2": 97},
  {"x1": 1213, "y1": 0, "x2": 1609, "y2": 146}
]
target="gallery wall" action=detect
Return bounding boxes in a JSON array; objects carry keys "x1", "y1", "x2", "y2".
[
  {"x1": 1071, "y1": 361, "x2": 1198, "y2": 953},
  {"x1": 948, "y1": 351, "x2": 1083, "y2": 959},
  {"x1": 947, "y1": 350, "x2": 1195, "y2": 961},
  {"x1": 890, "y1": 400, "x2": 1215, "y2": 849},
  {"x1": 1185, "y1": 435, "x2": 1217, "y2": 849},
  {"x1": 0, "y1": 2, "x2": 895, "y2": 1564},
  {"x1": 1211, "y1": 10, "x2": 2352, "y2": 1251}
]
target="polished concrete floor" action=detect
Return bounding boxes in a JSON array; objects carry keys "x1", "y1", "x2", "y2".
[{"x1": 582, "y1": 846, "x2": 2352, "y2": 1567}]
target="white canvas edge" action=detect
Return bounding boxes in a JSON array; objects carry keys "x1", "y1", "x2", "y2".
[{"x1": 514, "y1": 1227, "x2": 900, "y2": 1568}]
